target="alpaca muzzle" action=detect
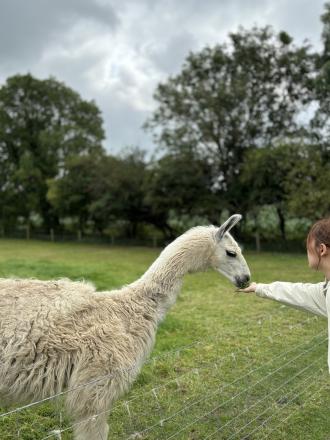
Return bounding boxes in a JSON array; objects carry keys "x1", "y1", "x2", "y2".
[{"x1": 235, "y1": 274, "x2": 250, "y2": 289}]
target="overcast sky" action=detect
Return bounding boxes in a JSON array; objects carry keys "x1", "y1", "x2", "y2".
[{"x1": 0, "y1": 0, "x2": 326, "y2": 155}]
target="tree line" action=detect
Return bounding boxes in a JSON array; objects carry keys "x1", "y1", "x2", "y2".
[{"x1": 0, "y1": 4, "x2": 330, "y2": 248}]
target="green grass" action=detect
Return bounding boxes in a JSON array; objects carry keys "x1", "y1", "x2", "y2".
[{"x1": 0, "y1": 239, "x2": 329, "y2": 439}]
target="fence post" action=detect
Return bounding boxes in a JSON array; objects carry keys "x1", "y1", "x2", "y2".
[
  {"x1": 26, "y1": 224, "x2": 30, "y2": 240},
  {"x1": 255, "y1": 231, "x2": 261, "y2": 252},
  {"x1": 50, "y1": 229, "x2": 55, "y2": 242},
  {"x1": 153, "y1": 236, "x2": 157, "y2": 248},
  {"x1": 77, "y1": 230, "x2": 82, "y2": 241}
]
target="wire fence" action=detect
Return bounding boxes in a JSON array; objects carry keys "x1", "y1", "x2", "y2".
[{"x1": 0, "y1": 311, "x2": 327, "y2": 439}]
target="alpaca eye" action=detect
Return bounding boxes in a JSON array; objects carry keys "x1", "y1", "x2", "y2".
[{"x1": 226, "y1": 250, "x2": 237, "y2": 258}]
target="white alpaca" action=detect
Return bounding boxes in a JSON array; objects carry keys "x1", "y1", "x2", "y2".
[{"x1": 0, "y1": 215, "x2": 250, "y2": 439}]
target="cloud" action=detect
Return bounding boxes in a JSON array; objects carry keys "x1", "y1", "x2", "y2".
[
  {"x1": 0, "y1": 0, "x2": 326, "y2": 154},
  {"x1": 0, "y1": 0, "x2": 118, "y2": 70}
]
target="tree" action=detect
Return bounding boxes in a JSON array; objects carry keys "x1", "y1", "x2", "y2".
[
  {"x1": 47, "y1": 154, "x2": 102, "y2": 235},
  {"x1": 0, "y1": 159, "x2": 17, "y2": 234},
  {"x1": 0, "y1": 74, "x2": 105, "y2": 229},
  {"x1": 311, "y1": 3, "x2": 330, "y2": 152},
  {"x1": 321, "y1": 2, "x2": 330, "y2": 61},
  {"x1": 48, "y1": 149, "x2": 154, "y2": 239},
  {"x1": 284, "y1": 145, "x2": 330, "y2": 220},
  {"x1": 239, "y1": 144, "x2": 301, "y2": 241},
  {"x1": 88, "y1": 149, "x2": 149, "y2": 238},
  {"x1": 240, "y1": 143, "x2": 330, "y2": 244},
  {"x1": 144, "y1": 150, "x2": 218, "y2": 237},
  {"x1": 146, "y1": 27, "x2": 314, "y2": 211}
]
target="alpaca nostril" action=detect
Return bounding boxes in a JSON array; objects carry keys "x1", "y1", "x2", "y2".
[
  {"x1": 235, "y1": 274, "x2": 250, "y2": 288},
  {"x1": 244, "y1": 274, "x2": 250, "y2": 283}
]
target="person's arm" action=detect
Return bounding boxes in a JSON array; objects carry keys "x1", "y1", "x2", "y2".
[{"x1": 254, "y1": 281, "x2": 327, "y2": 318}]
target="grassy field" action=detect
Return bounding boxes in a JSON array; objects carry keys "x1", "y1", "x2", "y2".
[{"x1": 0, "y1": 239, "x2": 329, "y2": 440}]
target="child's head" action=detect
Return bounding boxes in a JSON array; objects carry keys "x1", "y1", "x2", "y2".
[{"x1": 306, "y1": 218, "x2": 330, "y2": 271}]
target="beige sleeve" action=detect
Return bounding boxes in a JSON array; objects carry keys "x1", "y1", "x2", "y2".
[{"x1": 255, "y1": 282, "x2": 327, "y2": 318}]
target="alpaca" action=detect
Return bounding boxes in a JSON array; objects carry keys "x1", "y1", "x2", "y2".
[{"x1": 0, "y1": 214, "x2": 250, "y2": 439}]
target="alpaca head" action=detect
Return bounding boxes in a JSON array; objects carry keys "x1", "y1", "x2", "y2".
[{"x1": 211, "y1": 214, "x2": 251, "y2": 289}]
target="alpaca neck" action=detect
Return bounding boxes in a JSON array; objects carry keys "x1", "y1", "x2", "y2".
[{"x1": 138, "y1": 227, "x2": 216, "y2": 322}]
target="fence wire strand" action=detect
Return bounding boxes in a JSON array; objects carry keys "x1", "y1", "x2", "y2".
[
  {"x1": 0, "y1": 313, "x2": 326, "y2": 440},
  {"x1": 165, "y1": 356, "x2": 324, "y2": 440},
  {"x1": 261, "y1": 383, "x2": 327, "y2": 439},
  {"x1": 163, "y1": 340, "x2": 326, "y2": 440},
  {"x1": 232, "y1": 373, "x2": 327, "y2": 440},
  {"x1": 132, "y1": 330, "x2": 327, "y2": 438},
  {"x1": 0, "y1": 313, "x2": 320, "y2": 420},
  {"x1": 38, "y1": 329, "x2": 327, "y2": 439},
  {"x1": 204, "y1": 359, "x2": 324, "y2": 439},
  {"x1": 120, "y1": 314, "x2": 319, "y2": 409}
]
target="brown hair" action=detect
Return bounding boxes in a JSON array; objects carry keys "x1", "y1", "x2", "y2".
[{"x1": 306, "y1": 218, "x2": 330, "y2": 255}]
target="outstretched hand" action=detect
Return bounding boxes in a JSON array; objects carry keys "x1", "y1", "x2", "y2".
[{"x1": 237, "y1": 282, "x2": 257, "y2": 293}]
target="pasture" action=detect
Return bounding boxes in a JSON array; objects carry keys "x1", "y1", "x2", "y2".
[{"x1": 0, "y1": 239, "x2": 328, "y2": 439}]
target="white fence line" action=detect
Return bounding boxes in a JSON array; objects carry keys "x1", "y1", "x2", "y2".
[
  {"x1": 0, "y1": 312, "x2": 320, "y2": 420},
  {"x1": 0, "y1": 314, "x2": 326, "y2": 440},
  {"x1": 231, "y1": 373, "x2": 326, "y2": 440},
  {"x1": 165, "y1": 355, "x2": 324, "y2": 440},
  {"x1": 262, "y1": 383, "x2": 327, "y2": 439},
  {"x1": 204, "y1": 359, "x2": 324, "y2": 439},
  {"x1": 121, "y1": 314, "x2": 320, "y2": 409},
  {"x1": 141, "y1": 333, "x2": 327, "y2": 439},
  {"x1": 114, "y1": 316, "x2": 324, "y2": 424},
  {"x1": 40, "y1": 329, "x2": 327, "y2": 440}
]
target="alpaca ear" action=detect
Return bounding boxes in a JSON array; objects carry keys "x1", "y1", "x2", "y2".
[{"x1": 216, "y1": 214, "x2": 242, "y2": 240}]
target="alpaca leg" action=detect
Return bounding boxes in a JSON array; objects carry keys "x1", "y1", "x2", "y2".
[
  {"x1": 66, "y1": 379, "x2": 112, "y2": 440},
  {"x1": 66, "y1": 368, "x2": 122, "y2": 440},
  {"x1": 73, "y1": 414, "x2": 109, "y2": 440}
]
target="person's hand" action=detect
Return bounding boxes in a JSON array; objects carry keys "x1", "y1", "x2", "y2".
[{"x1": 237, "y1": 282, "x2": 257, "y2": 293}]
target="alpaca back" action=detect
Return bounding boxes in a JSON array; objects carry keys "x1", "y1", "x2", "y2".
[
  {"x1": 0, "y1": 279, "x2": 158, "y2": 407},
  {"x1": 0, "y1": 278, "x2": 96, "y2": 403}
]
